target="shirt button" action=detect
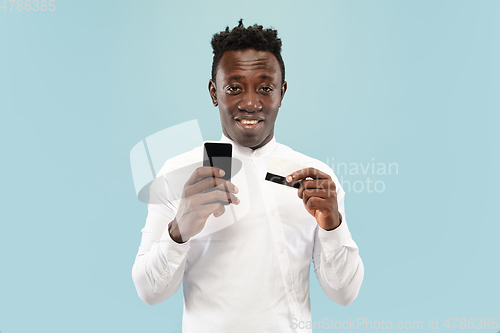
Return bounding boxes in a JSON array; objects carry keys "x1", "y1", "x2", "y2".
[
  {"x1": 177, "y1": 251, "x2": 183, "y2": 256},
  {"x1": 166, "y1": 272, "x2": 171, "y2": 279},
  {"x1": 270, "y1": 211, "x2": 274, "y2": 216},
  {"x1": 280, "y1": 248, "x2": 285, "y2": 254},
  {"x1": 255, "y1": 152, "x2": 260, "y2": 157},
  {"x1": 327, "y1": 262, "x2": 332, "y2": 268},
  {"x1": 289, "y1": 283, "x2": 294, "y2": 291}
]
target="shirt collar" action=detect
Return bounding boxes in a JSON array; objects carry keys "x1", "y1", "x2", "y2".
[{"x1": 219, "y1": 133, "x2": 277, "y2": 158}]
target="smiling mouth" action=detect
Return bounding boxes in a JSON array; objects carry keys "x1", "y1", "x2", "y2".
[{"x1": 236, "y1": 119, "x2": 264, "y2": 130}]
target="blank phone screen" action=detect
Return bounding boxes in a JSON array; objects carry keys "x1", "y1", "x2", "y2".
[{"x1": 203, "y1": 142, "x2": 232, "y2": 181}]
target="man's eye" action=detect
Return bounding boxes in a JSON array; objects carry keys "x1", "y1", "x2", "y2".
[
  {"x1": 227, "y1": 86, "x2": 240, "y2": 92},
  {"x1": 261, "y1": 86, "x2": 273, "y2": 92}
]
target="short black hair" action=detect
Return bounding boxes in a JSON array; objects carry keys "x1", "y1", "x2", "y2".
[{"x1": 210, "y1": 19, "x2": 285, "y2": 84}]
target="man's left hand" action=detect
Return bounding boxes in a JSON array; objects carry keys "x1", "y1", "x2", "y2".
[{"x1": 287, "y1": 168, "x2": 341, "y2": 231}]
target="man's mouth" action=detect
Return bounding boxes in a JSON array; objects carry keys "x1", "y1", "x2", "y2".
[
  {"x1": 239, "y1": 119, "x2": 260, "y2": 125},
  {"x1": 236, "y1": 118, "x2": 264, "y2": 130}
]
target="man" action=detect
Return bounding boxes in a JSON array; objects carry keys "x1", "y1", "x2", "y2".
[{"x1": 132, "y1": 20, "x2": 364, "y2": 332}]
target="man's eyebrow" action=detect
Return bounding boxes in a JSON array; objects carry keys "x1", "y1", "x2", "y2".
[
  {"x1": 226, "y1": 74, "x2": 275, "y2": 81},
  {"x1": 228, "y1": 75, "x2": 244, "y2": 81}
]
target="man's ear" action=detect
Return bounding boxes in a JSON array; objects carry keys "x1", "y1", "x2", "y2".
[
  {"x1": 279, "y1": 81, "x2": 287, "y2": 107},
  {"x1": 208, "y1": 79, "x2": 218, "y2": 107}
]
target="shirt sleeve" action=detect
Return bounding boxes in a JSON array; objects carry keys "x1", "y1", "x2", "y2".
[
  {"x1": 312, "y1": 178, "x2": 364, "y2": 306},
  {"x1": 131, "y1": 171, "x2": 190, "y2": 306}
]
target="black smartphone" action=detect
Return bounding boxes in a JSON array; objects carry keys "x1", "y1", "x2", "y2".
[
  {"x1": 203, "y1": 142, "x2": 232, "y2": 181},
  {"x1": 203, "y1": 142, "x2": 232, "y2": 205}
]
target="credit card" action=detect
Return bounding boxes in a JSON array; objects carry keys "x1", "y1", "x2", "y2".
[{"x1": 265, "y1": 157, "x2": 306, "y2": 188}]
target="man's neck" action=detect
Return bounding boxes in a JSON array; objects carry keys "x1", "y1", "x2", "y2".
[{"x1": 219, "y1": 134, "x2": 277, "y2": 157}]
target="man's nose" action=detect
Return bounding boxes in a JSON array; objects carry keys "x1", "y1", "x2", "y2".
[{"x1": 238, "y1": 91, "x2": 262, "y2": 112}]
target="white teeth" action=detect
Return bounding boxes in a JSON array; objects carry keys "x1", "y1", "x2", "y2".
[{"x1": 240, "y1": 119, "x2": 259, "y2": 125}]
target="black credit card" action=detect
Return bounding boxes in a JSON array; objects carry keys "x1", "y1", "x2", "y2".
[
  {"x1": 265, "y1": 157, "x2": 305, "y2": 188},
  {"x1": 265, "y1": 172, "x2": 302, "y2": 188}
]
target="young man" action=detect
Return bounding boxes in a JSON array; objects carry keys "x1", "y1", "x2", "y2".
[{"x1": 132, "y1": 20, "x2": 364, "y2": 332}]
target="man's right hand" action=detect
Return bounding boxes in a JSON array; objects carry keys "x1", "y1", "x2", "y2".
[{"x1": 168, "y1": 166, "x2": 240, "y2": 243}]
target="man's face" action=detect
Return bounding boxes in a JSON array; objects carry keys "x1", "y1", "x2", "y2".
[{"x1": 209, "y1": 49, "x2": 287, "y2": 150}]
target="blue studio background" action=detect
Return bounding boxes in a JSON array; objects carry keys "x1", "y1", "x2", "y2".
[{"x1": 1, "y1": 1, "x2": 498, "y2": 332}]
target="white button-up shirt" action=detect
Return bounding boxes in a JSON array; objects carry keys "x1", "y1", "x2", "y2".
[{"x1": 132, "y1": 135, "x2": 364, "y2": 332}]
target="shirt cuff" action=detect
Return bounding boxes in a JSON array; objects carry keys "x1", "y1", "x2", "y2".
[
  {"x1": 317, "y1": 216, "x2": 360, "y2": 290},
  {"x1": 317, "y1": 215, "x2": 355, "y2": 251},
  {"x1": 158, "y1": 226, "x2": 190, "y2": 274}
]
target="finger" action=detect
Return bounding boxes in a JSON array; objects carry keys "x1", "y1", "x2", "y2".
[
  {"x1": 199, "y1": 188, "x2": 240, "y2": 205},
  {"x1": 186, "y1": 167, "x2": 225, "y2": 186},
  {"x1": 191, "y1": 202, "x2": 226, "y2": 220},
  {"x1": 286, "y1": 167, "x2": 331, "y2": 182},
  {"x1": 300, "y1": 188, "x2": 331, "y2": 201},
  {"x1": 200, "y1": 202, "x2": 226, "y2": 218},
  {"x1": 186, "y1": 177, "x2": 239, "y2": 197},
  {"x1": 304, "y1": 196, "x2": 331, "y2": 215},
  {"x1": 213, "y1": 204, "x2": 226, "y2": 218},
  {"x1": 212, "y1": 181, "x2": 239, "y2": 195},
  {"x1": 298, "y1": 179, "x2": 336, "y2": 198}
]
